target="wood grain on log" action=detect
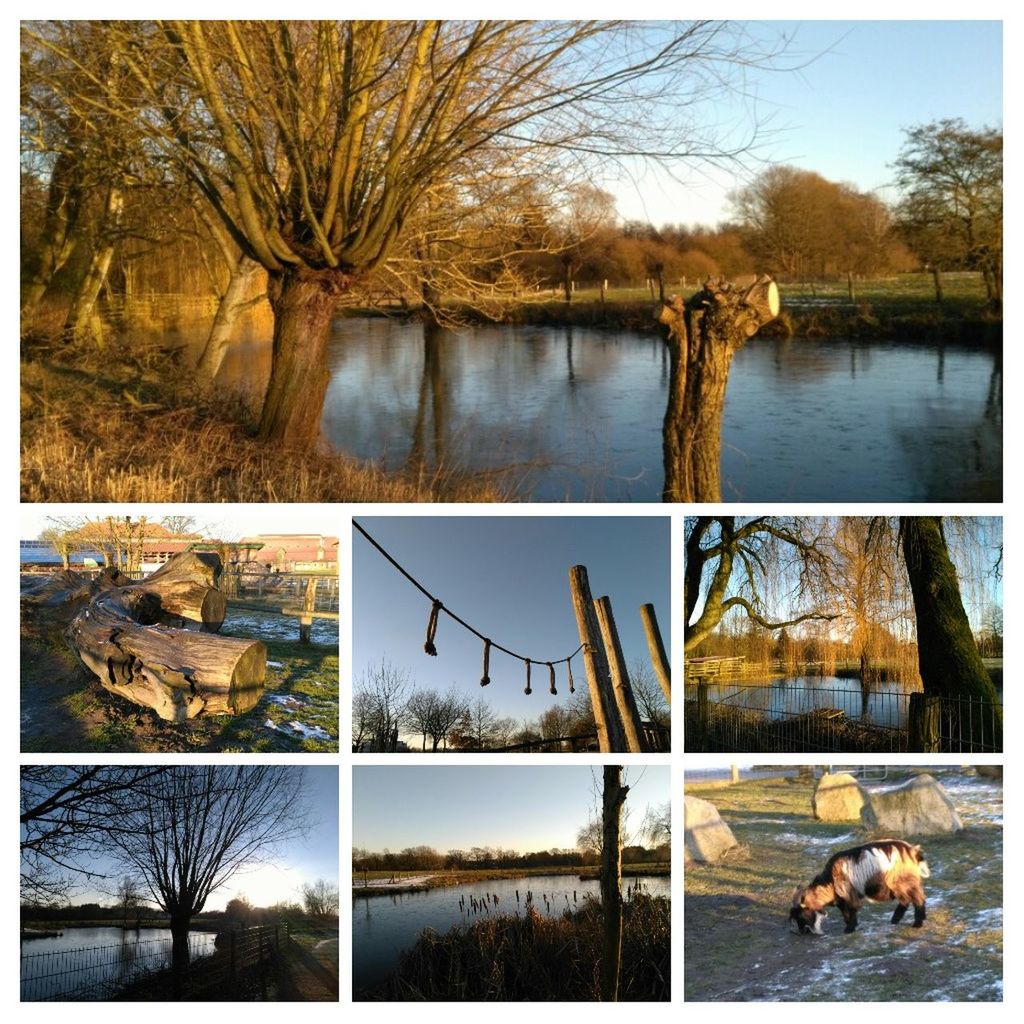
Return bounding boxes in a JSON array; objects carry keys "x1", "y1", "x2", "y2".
[{"x1": 52, "y1": 551, "x2": 265, "y2": 722}]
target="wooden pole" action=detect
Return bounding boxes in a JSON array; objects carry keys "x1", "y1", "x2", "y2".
[
  {"x1": 299, "y1": 576, "x2": 318, "y2": 644},
  {"x1": 568, "y1": 565, "x2": 627, "y2": 752},
  {"x1": 595, "y1": 596, "x2": 647, "y2": 752},
  {"x1": 600, "y1": 765, "x2": 629, "y2": 1002},
  {"x1": 640, "y1": 603, "x2": 671, "y2": 703}
]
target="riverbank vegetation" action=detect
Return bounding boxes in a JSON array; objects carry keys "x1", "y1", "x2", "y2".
[{"x1": 363, "y1": 893, "x2": 670, "y2": 1001}]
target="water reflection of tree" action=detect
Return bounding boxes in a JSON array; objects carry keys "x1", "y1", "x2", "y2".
[{"x1": 407, "y1": 322, "x2": 450, "y2": 475}]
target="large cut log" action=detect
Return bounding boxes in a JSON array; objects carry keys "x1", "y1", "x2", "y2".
[
  {"x1": 22, "y1": 566, "x2": 131, "y2": 616},
  {"x1": 127, "y1": 551, "x2": 227, "y2": 632},
  {"x1": 56, "y1": 550, "x2": 264, "y2": 721},
  {"x1": 66, "y1": 589, "x2": 266, "y2": 722},
  {"x1": 657, "y1": 275, "x2": 779, "y2": 502}
]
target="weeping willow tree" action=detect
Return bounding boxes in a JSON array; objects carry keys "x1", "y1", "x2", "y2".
[{"x1": 686, "y1": 517, "x2": 1002, "y2": 713}]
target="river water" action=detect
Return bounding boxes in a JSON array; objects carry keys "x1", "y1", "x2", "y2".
[
  {"x1": 686, "y1": 675, "x2": 918, "y2": 730},
  {"x1": 217, "y1": 320, "x2": 1000, "y2": 502},
  {"x1": 20, "y1": 926, "x2": 217, "y2": 1001},
  {"x1": 352, "y1": 872, "x2": 669, "y2": 994}
]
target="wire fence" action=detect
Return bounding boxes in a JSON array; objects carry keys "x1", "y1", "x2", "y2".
[
  {"x1": 21, "y1": 925, "x2": 287, "y2": 1002},
  {"x1": 684, "y1": 682, "x2": 1002, "y2": 754}
]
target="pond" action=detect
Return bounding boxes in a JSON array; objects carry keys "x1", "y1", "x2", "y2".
[
  {"x1": 219, "y1": 319, "x2": 1000, "y2": 502},
  {"x1": 687, "y1": 676, "x2": 917, "y2": 730},
  {"x1": 352, "y1": 872, "x2": 669, "y2": 994},
  {"x1": 20, "y1": 926, "x2": 217, "y2": 1001}
]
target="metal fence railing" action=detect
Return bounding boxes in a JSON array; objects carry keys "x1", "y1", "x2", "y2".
[
  {"x1": 21, "y1": 925, "x2": 287, "y2": 1002},
  {"x1": 684, "y1": 682, "x2": 1002, "y2": 754}
]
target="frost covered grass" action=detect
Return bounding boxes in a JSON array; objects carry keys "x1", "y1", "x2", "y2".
[{"x1": 684, "y1": 769, "x2": 1002, "y2": 1001}]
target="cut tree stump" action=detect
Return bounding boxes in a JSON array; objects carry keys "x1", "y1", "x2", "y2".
[
  {"x1": 657, "y1": 275, "x2": 779, "y2": 502},
  {"x1": 53, "y1": 551, "x2": 265, "y2": 722}
]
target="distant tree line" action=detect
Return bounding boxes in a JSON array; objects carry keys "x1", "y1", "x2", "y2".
[
  {"x1": 352, "y1": 658, "x2": 669, "y2": 752},
  {"x1": 352, "y1": 843, "x2": 667, "y2": 873}
]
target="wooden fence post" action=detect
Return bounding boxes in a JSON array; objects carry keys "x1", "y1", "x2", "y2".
[
  {"x1": 600, "y1": 765, "x2": 629, "y2": 1002},
  {"x1": 299, "y1": 576, "x2": 318, "y2": 643},
  {"x1": 908, "y1": 692, "x2": 941, "y2": 752},
  {"x1": 640, "y1": 603, "x2": 671, "y2": 704},
  {"x1": 696, "y1": 681, "x2": 710, "y2": 752},
  {"x1": 569, "y1": 566, "x2": 627, "y2": 752},
  {"x1": 594, "y1": 596, "x2": 647, "y2": 753}
]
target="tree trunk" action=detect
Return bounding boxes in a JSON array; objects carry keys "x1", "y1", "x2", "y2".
[
  {"x1": 66, "y1": 596, "x2": 266, "y2": 721},
  {"x1": 900, "y1": 516, "x2": 1002, "y2": 748},
  {"x1": 63, "y1": 184, "x2": 124, "y2": 347},
  {"x1": 930, "y1": 266, "x2": 944, "y2": 304},
  {"x1": 657, "y1": 277, "x2": 779, "y2": 501},
  {"x1": 21, "y1": 150, "x2": 84, "y2": 322},
  {"x1": 562, "y1": 256, "x2": 573, "y2": 303},
  {"x1": 169, "y1": 913, "x2": 193, "y2": 976},
  {"x1": 258, "y1": 266, "x2": 352, "y2": 446},
  {"x1": 61, "y1": 551, "x2": 264, "y2": 721},
  {"x1": 600, "y1": 766, "x2": 629, "y2": 1002},
  {"x1": 195, "y1": 255, "x2": 264, "y2": 379}
]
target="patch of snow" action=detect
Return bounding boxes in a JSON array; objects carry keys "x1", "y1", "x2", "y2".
[
  {"x1": 267, "y1": 660, "x2": 283, "y2": 668},
  {"x1": 286, "y1": 721, "x2": 332, "y2": 741}
]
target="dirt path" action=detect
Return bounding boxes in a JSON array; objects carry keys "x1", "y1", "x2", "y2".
[
  {"x1": 684, "y1": 773, "x2": 1002, "y2": 1002},
  {"x1": 280, "y1": 936, "x2": 338, "y2": 1001}
]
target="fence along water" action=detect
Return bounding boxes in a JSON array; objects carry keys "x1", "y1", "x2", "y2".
[
  {"x1": 684, "y1": 681, "x2": 1001, "y2": 754},
  {"x1": 21, "y1": 924, "x2": 286, "y2": 1002}
]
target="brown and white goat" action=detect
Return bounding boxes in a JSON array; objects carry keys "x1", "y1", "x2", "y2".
[{"x1": 789, "y1": 839, "x2": 929, "y2": 935}]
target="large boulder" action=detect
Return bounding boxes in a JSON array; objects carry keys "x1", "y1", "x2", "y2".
[
  {"x1": 974, "y1": 765, "x2": 1003, "y2": 780},
  {"x1": 813, "y1": 772, "x2": 867, "y2": 822},
  {"x1": 685, "y1": 794, "x2": 737, "y2": 863},
  {"x1": 861, "y1": 773, "x2": 963, "y2": 835}
]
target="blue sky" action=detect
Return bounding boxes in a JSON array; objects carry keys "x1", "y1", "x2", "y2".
[
  {"x1": 353, "y1": 765, "x2": 670, "y2": 852},
  {"x1": 611, "y1": 20, "x2": 1003, "y2": 226},
  {"x1": 352, "y1": 516, "x2": 670, "y2": 726}
]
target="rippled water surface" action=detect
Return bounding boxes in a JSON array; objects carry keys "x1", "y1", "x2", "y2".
[{"x1": 218, "y1": 320, "x2": 1001, "y2": 501}]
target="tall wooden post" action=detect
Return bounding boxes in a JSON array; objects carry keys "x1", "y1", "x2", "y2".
[
  {"x1": 569, "y1": 565, "x2": 627, "y2": 752},
  {"x1": 595, "y1": 596, "x2": 647, "y2": 752},
  {"x1": 299, "y1": 576, "x2": 318, "y2": 644},
  {"x1": 640, "y1": 603, "x2": 671, "y2": 703},
  {"x1": 600, "y1": 765, "x2": 629, "y2": 1002}
]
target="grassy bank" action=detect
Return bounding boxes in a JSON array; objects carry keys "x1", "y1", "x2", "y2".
[
  {"x1": 360, "y1": 894, "x2": 669, "y2": 1001},
  {"x1": 20, "y1": 613, "x2": 339, "y2": 753},
  {"x1": 684, "y1": 770, "x2": 1002, "y2": 1001},
  {"x1": 21, "y1": 348, "x2": 507, "y2": 503},
  {"x1": 357, "y1": 272, "x2": 1001, "y2": 344}
]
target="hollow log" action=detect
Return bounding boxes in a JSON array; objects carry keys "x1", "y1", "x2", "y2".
[
  {"x1": 66, "y1": 590, "x2": 265, "y2": 722},
  {"x1": 657, "y1": 275, "x2": 779, "y2": 502}
]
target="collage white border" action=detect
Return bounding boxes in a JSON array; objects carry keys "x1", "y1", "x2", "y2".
[{"x1": 6, "y1": 0, "x2": 1018, "y2": 1019}]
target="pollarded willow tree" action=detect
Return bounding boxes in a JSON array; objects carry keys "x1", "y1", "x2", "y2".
[
  {"x1": 105, "y1": 766, "x2": 307, "y2": 972},
  {"x1": 26, "y1": 20, "x2": 786, "y2": 447}
]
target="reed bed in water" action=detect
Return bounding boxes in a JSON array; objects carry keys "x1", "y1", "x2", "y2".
[{"x1": 361, "y1": 893, "x2": 670, "y2": 1002}]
